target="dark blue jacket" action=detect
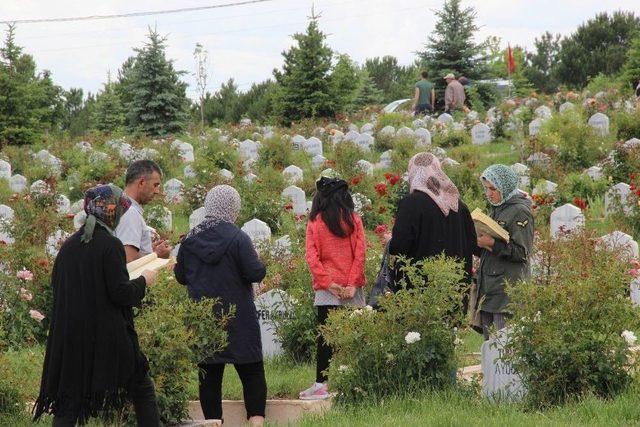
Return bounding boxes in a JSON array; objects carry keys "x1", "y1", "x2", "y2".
[{"x1": 175, "y1": 222, "x2": 266, "y2": 364}]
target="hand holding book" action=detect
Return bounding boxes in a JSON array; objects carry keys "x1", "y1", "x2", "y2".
[{"x1": 471, "y1": 208, "x2": 510, "y2": 243}]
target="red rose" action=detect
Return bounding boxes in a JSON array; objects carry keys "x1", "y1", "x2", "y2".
[
  {"x1": 573, "y1": 197, "x2": 587, "y2": 210},
  {"x1": 351, "y1": 175, "x2": 362, "y2": 186},
  {"x1": 375, "y1": 183, "x2": 388, "y2": 197},
  {"x1": 374, "y1": 224, "x2": 387, "y2": 235}
]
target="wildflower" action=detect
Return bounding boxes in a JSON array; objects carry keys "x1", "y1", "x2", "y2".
[
  {"x1": 533, "y1": 311, "x2": 541, "y2": 322},
  {"x1": 573, "y1": 197, "x2": 587, "y2": 211},
  {"x1": 29, "y1": 309, "x2": 45, "y2": 322},
  {"x1": 365, "y1": 305, "x2": 373, "y2": 311},
  {"x1": 404, "y1": 331, "x2": 421, "y2": 344},
  {"x1": 338, "y1": 365, "x2": 349, "y2": 373},
  {"x1": 350, "y1": 309, "x2": 363, "y2": 318},
  {"x1": 350, "y1": 175, "x2": 362, "y2": 186},
  {"x1": 16, "y1": 268, "x2": 34, "y2": 281},
  {"x1": 19, "y1": 287, "x2": 33, "y2": 301},
  {"x1": 454, "y1": 337, "x2": 463, "y2": 346},
  {"x1": 375, "y1": 182, "x2": 388, "y2": 197},
  {"x1": 622, "y1": 330, "x2": 637, "y2": 346}
]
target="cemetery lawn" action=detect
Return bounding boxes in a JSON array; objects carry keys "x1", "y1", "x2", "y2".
[{"x1": 301, "y1": 382, "x2": 640, "y2": 426}]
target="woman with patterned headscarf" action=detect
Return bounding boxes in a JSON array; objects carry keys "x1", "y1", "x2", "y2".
[
  {"x1": 389, "y1": 152, "x2": 477, "y2": 290},
  {"x1": 175, "y1": 185, "x2": 266, "y2": 426},
  {"x1": 34, "y1": 184, "x2": 160, "y2": 426},
  {"x1": 475, "y1": 164, "x2": 534, "y2": 340}
]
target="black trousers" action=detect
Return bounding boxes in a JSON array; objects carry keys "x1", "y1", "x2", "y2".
[
  {"x1": 52, "y1": 372, "x2": 160, "y2": 427},
  {"x1": 198, "y1": 361, "x2": 266, "y2": 421},
  {"x1": 316, "y1": 305, "x2": 338, "y2": 383}
]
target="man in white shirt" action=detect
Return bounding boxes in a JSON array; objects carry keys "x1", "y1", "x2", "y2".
[{"x1": 116, "y1": 160, "x2": 172, "y2": 263}]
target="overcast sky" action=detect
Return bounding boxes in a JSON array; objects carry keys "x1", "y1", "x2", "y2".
[{"x1": 1, "y1": 0, "x2": 637, "y2": 99}]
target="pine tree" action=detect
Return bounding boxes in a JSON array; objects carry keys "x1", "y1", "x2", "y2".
[
  {"x1": 124, "y1": 28, "x2": 189, "y2": 137},
  {"x1": 273, "y1": 10, "x2": 334, "y2": 124},
  {"x1": 330, "y1": 54, "x2": 359, "y2": 113},
  {"x1": 417, "y1": 0, "x2": 487, "y2": 104},
  {"x1": 0, "y1": 24, "x2": 61, "y2": 145},
  {"x1": 622, "y1": 36, "x2": 640, "y2": 91},
  {"x1": 93, "y1": 73, "x2": 125, "y2": 133},
  {"x1": 353, "y1": 69, "x2": 384, "y2": 108}
]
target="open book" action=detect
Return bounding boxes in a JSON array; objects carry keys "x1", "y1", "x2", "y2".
[
  {"x1": 471, "y1": 208, "x2": 510, "y2": 243},
  {"x1": 126, "y1": 253, "x2": 173, "y2": 280}
]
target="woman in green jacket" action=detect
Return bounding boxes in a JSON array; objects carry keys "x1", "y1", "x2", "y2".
[{"x1": 476, "y1": 164, "x2": 534, "y2": 340}]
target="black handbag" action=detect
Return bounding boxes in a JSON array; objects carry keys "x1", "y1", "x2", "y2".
[{"x1": 368, "y1": 242, "x2": 396, "y2": 308}]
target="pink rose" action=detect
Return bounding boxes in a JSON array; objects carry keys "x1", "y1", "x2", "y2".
[
  {"x1": 29, "y1": 309, "x2": 45, "y2": 322},
  {"x1": 631, "y1": 268, "x2": 639, "y2": 278},
  {"x1": 16, "y1": 269, "x2": 34, "y2": 281},
  {"x1": 19, "y1": 287, "x2": 33, "y2": 301}
]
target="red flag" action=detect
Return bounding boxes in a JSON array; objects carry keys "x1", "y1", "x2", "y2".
[{"x1": 507, "y1": 44, "x2": 516, "y2": 74}]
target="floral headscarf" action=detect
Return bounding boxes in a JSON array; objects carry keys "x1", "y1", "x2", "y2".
[
  {"x1": 81, "y1": 184, "x2": 131, "y2": 243},
  {"x1": 408, "y1": 152, "x2": 459, "y2": 216},
  {"x1": 188, "y1": 185, "x2": 241, "y2": 238},
  {"x1": 481, "y1": 164, "x2": 520, "y2": 206}
]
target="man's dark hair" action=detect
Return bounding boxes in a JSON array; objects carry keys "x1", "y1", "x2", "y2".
[
  {"x1": 125, "y1": 160, "x2": 163, "y2": 185},
  {"x1": 421, "y1": 71, "x2": 429, "y2": 79}
]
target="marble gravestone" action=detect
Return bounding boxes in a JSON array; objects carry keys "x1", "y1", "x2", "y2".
[
  {"x1": 414, "y1": 128, "x2": 432, "y2": 145},
  {"x1": 282, "y1": 185, "x2": 307, "y2": 216},
  {"x1": 291, "y1": 135, "x2": 306, "y2": 151},
  {"x1": 550, "y1": 203, "x2": 585, "y2": 239},
  {"x1": 0, "y1": 160, "x2": 11, "y2": 180},
  {"x1": 599, "y1": 231, "x2": 639, "y2": 260},
  {"x1": 189, "y1": 207, "x2": 206, "y2": 230},
  {"x1": 481, "y1": 328, "x2": 525, "y2": 402},
  {"x1": 584, "y1": 166, "x2": 603, "y2": 181},
  {"x1": 356, "y1": 159, "x2": 374, "y2": 176},
  {"x1": 46, "y1": 229, "x2": 70, "y2": 257},
  {"x1": 471, "y1": 123, "x2": 492, "y2": 145},
  {"x1": 380, "y1": 150, "x2": 393, "y2": 169},
  {"x1": 164, "y1": 178, "x2": 184, "y2": 203},
  {"x1": 303, "y1": 137, "x2": 323, "y2": 157},
  {"x1": 605, "y1": 183, "x2": 632, "y2": 216},
  {"x1": 10, "y1": 174, "x2": 27, "y2": 193},
  {"x1": 241, "y1": 218, "x2": 272, "y2": 246},
  {"x1": 255, "y1": 289, "x2": 292, "y2": 358},
  {"x1": 356, "y1": 133, "x2": 374, "y2": 151},
  {"x1": 283, "y1": 165, "x2": 303, "y2": 184},
  {"x1": 588, "y1": 113, "x2": 609, "y2": 136},
  {"x1": 528, "y1": 119, "x2": 542, "y2": 137},
  {"x1": 0, "y1": 204, "x2": 15, "y2": 245},
  {"x1": 438, "y1": 113, "x2": 453, "y2": 124}
]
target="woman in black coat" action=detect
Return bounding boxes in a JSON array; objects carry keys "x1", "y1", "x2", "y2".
[
  {"x1": 390, "y1": 152, "x2": 477, "y2": 297},
  {"x1": 175, "y1": 184, "x2": 267, "y2": 426},
  {"x1": 34, "y1": 184, "x2": 159, "y2": 426}
]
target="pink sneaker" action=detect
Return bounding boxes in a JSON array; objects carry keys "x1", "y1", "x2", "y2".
[{"x1": 299, "y1": 382, "x2": 329, "y2": 400}]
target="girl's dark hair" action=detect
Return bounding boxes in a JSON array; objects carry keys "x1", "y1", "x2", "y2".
[{"x1": 309, "y1": 181, "x2": 355, "y2": 238}]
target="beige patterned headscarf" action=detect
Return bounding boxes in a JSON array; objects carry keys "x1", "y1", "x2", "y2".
[
  {"x1": 188, "y1": 185, "x2": 241, "y2": 238},
  {"x1": 408, "y1": 152, "x2": 460, "y2": 216}
]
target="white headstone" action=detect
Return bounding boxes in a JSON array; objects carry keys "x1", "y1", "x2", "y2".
[
  {"x1": 0, "y1": 206, "x2": 14, "y2": 245},
  {"x1": 9, "y1": 174, "x2": 27, "y2": 193},
  {"x1": 588, "y1": 113, "x2": 609, "y2": 136},
  {"x1": 452, "y1": 122, "x2": 465, "y2": 132},
  {"x1": 355, "y1": 133, "x2": 374, "y2": 151},
  {"x1": 164, "y1": 178, "x2": 184, "y2": 203},
  {"x1": 438, "y1": 113, "x2": 453, "y2": 124},
  {"x1": 189, "y1": 207, "x2": 206, "y2": 230},
  {"x1": 481, "y1": 328, "x2": 525, "y2": 402},
  {"x1": 0, "y1": 204, "x2": 14, "y2": 221},
  {"x1": 219, "y1": 169, "x2": 234, "y2": 181},
  {"x1": 467, "y1": 110, "x2": 479, "y2": 121},
  {"x1": 331, "y1": 130, "x2": 344, "y2": 144},
  {"x1": 526, "y1": 152, "x2": 551, "y2": 168},
  {"x1": 76, "y1": 140, "x2": 92, "y2": 152},
  {"x1": 311, "y1": 155, "x2": 327, "y2": 169},
  {"x1": 414, "y1": 128, "x2": 432, "y2": 145},
  {"x1": 412, "y1": 119, "x2": 425, "y2": 128},
  {"x1": 117, "y1": 143, "x2": 135, "y2": 161},
  {"x1": 347, "y1": 123, "x2": 358, "y2": 132},
  {"x1": 184, "y1": 165, "x2": 197, "y2": 179},
  {"x1": 274, "y1": 235, "x2": 291, "y2": 256},
  {"x1": 239, "y1": 139, "x2": 260, "y2": 162},
  {"x1": 356, "y1": 159, "x2": 374, "y2": 176},
  {"x1": 88, "y1": 151, "x2": 109, "y2": 165},
  {"x1": 471, "y1": 123, "x2": 492, "y2": 145},
  {"x1": 631, "y1": 277, "x2": 640, "y2": 307},
  {"x1": 46, "y1": 229, "x2": 70, "y2": 257},
  {"x1": 624, "y1": 138, "x2": 640, "y2": 149},
  {"x1": 345, "y1": 130, "x2": 360, "y2": 143},
  {"x1": 303, "y1": 137, "x2": 323, "y2": 157},
  {"x1": 396, "y1": 126, "x2": 414, "y2": 138},
  {"x1": 56, "y1": 195, "x2": 71, "y2": 215},
  {"x1": 73, "y1": 211, "x2": 87, "y2": 231},
  {"x1": 605, "y1": 183, "x2": 632, "y2": 216},
  {"x1": 283, "y1": 165, "x2": 303, "y2": 184},
  {"x1": 255, "y1": 289, "x2": 291, "y2": 358},
  {"x1": 148, "y1": 207, "x2": 172, "y2": 230},
  {"x1": 550, "y1": 203, "x2": 585, "y2": 238},
  {"x1": 584, "y1": 166, "x2": 603, "y2": 180},
  {"x1": 532, "y1": 180, "x2": 558, "y2": 196},
  {"x1": 240, "y1": 118, "x2": 252, "y2": 127},
  {"x1": 442, "y1": 157, "x2": 460, "y2": 167},
  {"x1": 511, "y1": 163, "x2": 530, "y2": 189},
  {"x1": 70, "y1": 199, "x2": 84, "y2": 214},
  {"x1": 244, "y1": 173, "x2": 258, "y2": 183},
  {"x1": 241, "y1": 218, "x2": 271, "y2": 245},
  {"x1": 599, "y1": 231, "x2": 639, "y2": 259},
  {"x1": 282, "y1": 185, "x2": 307, "y2": 216},
  {"x1": 380, "y1": 150, "x2": 393, "y2": 169},
  {"x1": 379, "y1": 125, "x2": 395, "y2": 137},
  {"x1": 291, "y1": 135, "x2": 306, "y2": 150},
  {"x1": 360, "y1": 123, "x2": 375, "y2": 134},
  {"x1": 0, "y1": 160, "x2": 11, "y2": 180},
  {"x1": 534, "y1": 105, "x2": 552, "y2": 119},
  {"x1": 30, "y1": 180, "x2": 50, "y2": 195},
  {"x1": 528, "y1": 119, "x2": 542, "y2": 136},
  {"x1": 559, "y1": 102, "x2": 574, "y2": 113},
  {"x1": 487, "y1": 107, "x2": 497, "y2": 120}
]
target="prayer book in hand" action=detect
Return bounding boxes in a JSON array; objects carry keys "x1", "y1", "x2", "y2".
[
  {"x1": 126, "y1": 253, "x2": 173, "y2": 280},
  {"x1": 471, "y1": 208, "x2": 510, "y2": 243}
]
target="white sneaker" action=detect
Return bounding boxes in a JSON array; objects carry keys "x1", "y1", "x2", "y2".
[{"x1": 299, "y1": 382, "x2": 329, "y2": 400}]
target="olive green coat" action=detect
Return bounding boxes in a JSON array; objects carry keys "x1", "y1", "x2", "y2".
[{"x1": 477, "y1": 194, "x2": 534, "y2": 313}]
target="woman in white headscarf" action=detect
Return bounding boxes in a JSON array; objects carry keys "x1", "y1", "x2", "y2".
[
  {"x1": 175, "y1": 185, "x2": 266, "y2": 426},
  {"x1": 390, "y1": 152, "x2": 477, "y2": 289}
]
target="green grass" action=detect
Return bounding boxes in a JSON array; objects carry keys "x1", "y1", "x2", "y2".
[{"x1": 301, "y1": 382, "x2": 640, "y2": 426}]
